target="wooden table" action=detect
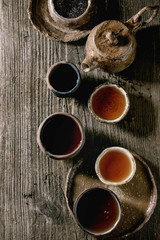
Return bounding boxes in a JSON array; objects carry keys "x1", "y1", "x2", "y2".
[{"x1": 0, "y1": 0, "x2": 160, "y2": 239}]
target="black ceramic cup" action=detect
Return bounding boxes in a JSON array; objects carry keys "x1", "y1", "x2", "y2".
[
  {"x1": 37, "y1": 112, "x2": 85, "y2": 159},
  {"x1": 46, "y1": 61, "x2": 81, "y2": 97},
  {"x1": 73, "y1": 187, "x2": 121, "y2": 236}
]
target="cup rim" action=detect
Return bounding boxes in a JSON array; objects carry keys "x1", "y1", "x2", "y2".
[
  {"x1": 46, "y1": 61, "x2": 81, "y2": 96},
  {"x1": 95, "y1": 146, "x2": 136, "y2": 185},
  {"x1": 88, "y1": 84, "x2": 130, "y2": 123},
  {"x1": 37, "y1": 112, "x2": 85, "y2": 159},
  {"x1": 73, "y1": 187, "x2": 121, "y2": 236},
  {"x1": 48, "y1": 0, "x2": 91, "y2": 22}
]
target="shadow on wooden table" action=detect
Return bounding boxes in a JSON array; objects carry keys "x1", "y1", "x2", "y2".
[
  {"x1": 73, "y1": 129, "x2": 111, "y2": 166},
  {"x1": 74, "y1": 75, "x2": 106, "y2": 105},
  {"x1": 119, "y1": 25, "x2": 160, "y2": 83},
  {"x1": 118, "y1": 93, "x2": 156, "y2": 138}
]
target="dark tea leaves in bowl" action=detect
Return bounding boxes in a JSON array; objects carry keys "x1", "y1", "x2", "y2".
[{"x1": 54, "y1": 0, "x2": 88, "y2": 18}]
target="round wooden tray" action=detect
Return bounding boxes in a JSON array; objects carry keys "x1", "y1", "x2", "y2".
[
  {"x1": 65, "y1": 152, "x2": 157, "y2": 238},
  {"x1": 28, "y1": 0, "x2": 96, "y2": 42}
]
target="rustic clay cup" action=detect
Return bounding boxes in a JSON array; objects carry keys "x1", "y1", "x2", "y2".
[
  {"x1": 46, "y1": 61, "x2": 81, "y2": 97},
  {"x1": 48, "y1": 0, "x2": 96, "y2": 29},
  {"x1": 37, "y1": 112, "x2": 85, "y2": 159},
  {"x1": 95, "y1": 147, "x2": 136, "y2": 186},
  {"x1": 73, "y1": 187, "x2": 121, "y2": 236},
  {"x1": 88, "y1": 84, "x2": 130, "y2": 123}
]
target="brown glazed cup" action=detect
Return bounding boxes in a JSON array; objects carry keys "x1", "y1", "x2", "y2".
[
  {"x1": 48, "y1": 0, "x2": 96, "y2": 29},
  {"x1": 73, "y1": 187, "x2": 121, "y2": 236},
  {"x1": 37, "y1": 112, "x2": 85, "y2": 159}
]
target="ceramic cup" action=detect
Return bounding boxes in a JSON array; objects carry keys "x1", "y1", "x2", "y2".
[
  {"x1": 88, "y1": 84, "x2": 130, "y2": 123},
  {"x1": 95, "y1": 147, "x2": 136, "y2": 186},
  {"x1": 73, "y1": 187, "x2": 121, "y2": 236},
  {"x1": 48, "y1": 0, "x2": 96, "y2": 29},
  {"x1": 37, "y1": 112, "x2": 85, "y2": 159},
  {"x1": 46, "y1": 61, "x2": 81, "y2": 97}
]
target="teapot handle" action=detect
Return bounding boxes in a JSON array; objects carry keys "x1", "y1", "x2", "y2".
[{"x1": 126, "y1": 6, "x2": 159, "y2": 33}]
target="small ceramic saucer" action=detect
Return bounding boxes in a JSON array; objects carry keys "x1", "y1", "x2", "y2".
[
  {"x1": 65, "y1": 152, "x2": 157, "y2": 238},
  {"x1": 28, "y1": 0, "x2": 105, "y2": 42}
]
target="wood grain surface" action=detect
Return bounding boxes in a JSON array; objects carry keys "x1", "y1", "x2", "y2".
[{"x1": 0, "y1": 0, "x2": 160, "y2": 239}]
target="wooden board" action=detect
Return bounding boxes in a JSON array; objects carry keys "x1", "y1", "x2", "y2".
[{"x1": 0, "y1": 0, "x2": 160, "y2": 239}]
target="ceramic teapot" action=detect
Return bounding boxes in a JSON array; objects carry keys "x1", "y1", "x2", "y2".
[{"x1": 81, "y1": 6, "x2": 159, "y2": 73}]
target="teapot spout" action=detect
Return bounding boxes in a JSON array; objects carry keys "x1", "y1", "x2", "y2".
[{"x1": 81, "y1": 56, "x2": 99, "y2": 72}]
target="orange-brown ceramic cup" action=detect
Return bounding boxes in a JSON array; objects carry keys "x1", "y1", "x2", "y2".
[
  {"x1": 95, "y1": 147, "x2": 136, "y2": 186},
  {"x1": 88, "y1": 84, "x2": 130, "y2": 123}
]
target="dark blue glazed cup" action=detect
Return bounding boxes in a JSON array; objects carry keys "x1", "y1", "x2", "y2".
[{"x1": 46, "y1": 61, "x2": 81, "y2": 97}]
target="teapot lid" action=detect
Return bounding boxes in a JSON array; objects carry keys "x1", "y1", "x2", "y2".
[{"x1": 94, "y1": 20, "x2": 133, "y2": 60}]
